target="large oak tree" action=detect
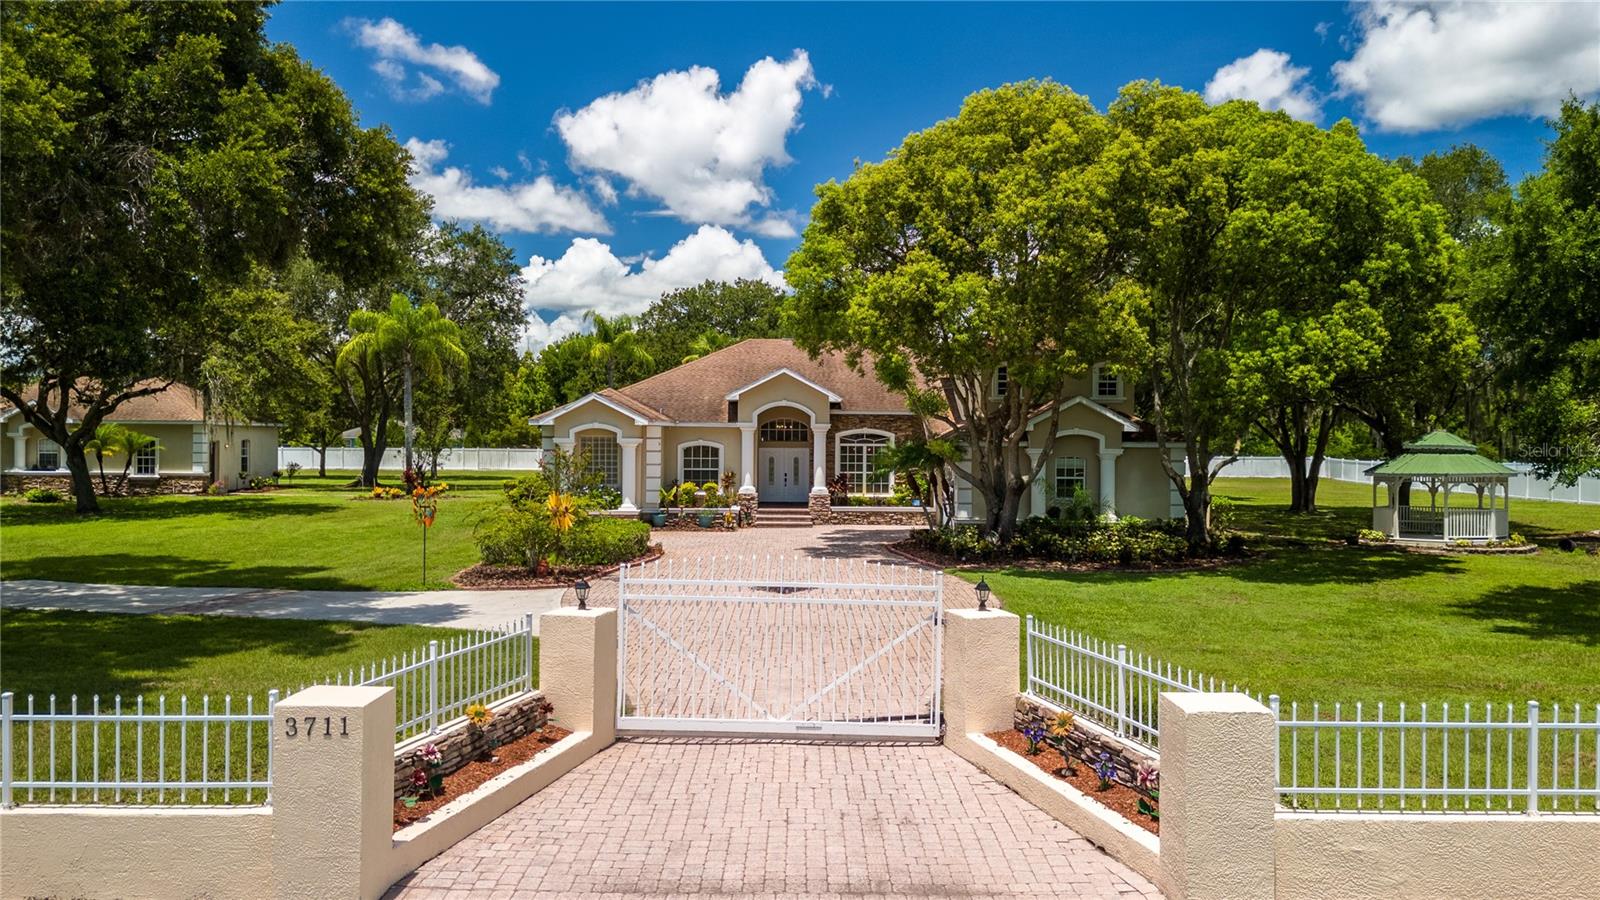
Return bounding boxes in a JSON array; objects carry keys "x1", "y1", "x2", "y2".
[
  {"x1": 786, "y1": 81, "x2": 1147, "y2": 542},
  {"x1": 0, "y1": 1, "x2": 418, "y2": 510}
]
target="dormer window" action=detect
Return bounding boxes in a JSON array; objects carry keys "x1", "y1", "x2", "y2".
[
  {"x1": 1093, "y1": 366, "x2": 1122, "y2": 401},
  {"x1": 995, "y1": 366, "x2": 1008, "y2": 397}
]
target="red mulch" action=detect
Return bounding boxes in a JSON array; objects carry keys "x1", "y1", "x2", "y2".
[
  {"x1": 394, "y1": 723, "x2": 572, "y2": 830},
  {"x1": 888, "y1": 539, "x2": 1241, "y2": 576},
  {"x1": 451, "y1": 545, "x2": 664, "y2": 589},
  {"x1": 987, "y1": 729, "x2": 1159, "y2": 835}
]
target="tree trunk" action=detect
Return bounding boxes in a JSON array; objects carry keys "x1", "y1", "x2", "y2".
[
  {"x1": 65, "y1": 449, "x2": 100, "y2": 513},
  {"x1": 402, "y1": 353, "x2": 414, "y2": 476},
  {"x1": 316, "y1": 443, "x2": 327, "y2": 478},
  {"x1": 1301, "y1": 408, "x2": 1335, "y2": 514},
  {"x1": 95, "y1": 452, "x2": 110, "y2": 495},
  {"x1": 1181, "y1": 480, "x2": 1211, "y2": 549}
]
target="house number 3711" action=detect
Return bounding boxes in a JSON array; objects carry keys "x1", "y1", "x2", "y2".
[{"x1": 284, "y1": 716, "x2": 349, "y2": 739}]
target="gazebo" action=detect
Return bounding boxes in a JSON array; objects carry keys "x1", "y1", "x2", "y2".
[{"x1": 1367, "y1": 431, "x2": 1515, "y2": 543}]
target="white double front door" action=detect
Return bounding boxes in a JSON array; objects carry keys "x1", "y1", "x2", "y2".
[{"x1": 758, "y1": 448, "x2": 809, "y2": 502}]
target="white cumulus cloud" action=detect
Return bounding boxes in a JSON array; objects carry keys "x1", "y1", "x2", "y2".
[
  {"x1": 1205, "y1": 49, "x2": 1322, "y2": 121},
  {"x1": 522, "y1": 313, "x2": 584, "y2": 354},
  {"x1": 554, "y1": 52, "x2": 818, "y2": 233},
  {"x1": 405, "y1": 138, "x2": 609, "y2": 235},
  {"x1": 349, "y1": 18, "x2": 500, "y2": 104},
  {"x1": 521, "y1": 225, "x2": 786, "y2": 321},
  {"x1": 1332, "y1": 1, "x2": 1600, "y2": 132}
]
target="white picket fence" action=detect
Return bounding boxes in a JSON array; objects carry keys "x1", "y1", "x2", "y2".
[
  {"x1": 0, "y1": 616, "x2": 539, "y2": 807},
  {"x1": 1022, "y1": 616, "x2": 1600, "y2": 815},
  {"x1": 1022, "y1": 616, "x2": 1262, "y2": 747},
  {"x1": 0, "y1": 690, "x2": 277, "y2": 808},
  {"x1": 1212, "y1": 455, "x2": 1600, "y2": 505},
  {"x1": 312, "y1": 614, "x2": 537, "y2": 743},
  {"x1": 276, "y1": 445, "x2": 542, "y2": 472}
]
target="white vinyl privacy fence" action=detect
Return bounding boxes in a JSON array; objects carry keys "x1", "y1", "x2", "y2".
[
  {"x1": 0, "y1": 616, "x2": 539, "y2": 807},
  {"x1": 1023, "y1": 615, "x2": 1599, "y2": 815},
  {"x1": 1213, "y1": 455, "x2": 1599, "y2": 505},
  {"x1": 277, "y1": 445, "x2": 543, "y2": 473}
]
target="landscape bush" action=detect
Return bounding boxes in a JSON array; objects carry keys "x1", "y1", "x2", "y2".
[
  {"x1": 558, "y1": 518, "x2": 652, "y2": 566},
  {"x1": 911, "y1": 515, "x2": 1190, "y2": 564},
  {"x1": 22, "y1": 487, "x2": 63, "y2": 503}
]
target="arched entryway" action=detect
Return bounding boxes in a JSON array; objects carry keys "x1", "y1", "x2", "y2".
[{"x1": 755, "y1": 413, "x2": 811, "y2": 503}]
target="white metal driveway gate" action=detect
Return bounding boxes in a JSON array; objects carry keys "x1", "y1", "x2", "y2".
[{"x1": 616, "y1": 557, "x2": 943, "y2": 739}]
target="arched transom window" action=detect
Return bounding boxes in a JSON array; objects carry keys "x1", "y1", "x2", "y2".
[
  {"x1": 759, "y1": 419, "x2": 810, "y2": 443},
  {"x1": 837, "y1": 431, "x2": 892, "y2": 494}
]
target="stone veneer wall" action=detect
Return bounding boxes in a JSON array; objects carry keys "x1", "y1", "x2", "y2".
[
  {"x1": 2, "y1": 472, "x2": 208, "y2": 496},
  {"x1": 736, "y1": 490, "x2": 759, "y2": 525},
  {"x1": 1014, "y1": 695, "x2": 1158, "y2": 799},
  {"x1": 807, "y1": 491, "x2": 832, "y2": 524},
  {"x1": 827, "y1": 507, "x2": 930, "y2": 526},
  {"x1": 392, "y1": 692, "x2": 552, "y2": 798}
]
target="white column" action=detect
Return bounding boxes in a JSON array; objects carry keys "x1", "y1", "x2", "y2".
[
  {"x1": 9, "y1": 430, "x2": 26, "y2": 469},
  {"x1": 616, "y1": 437, "x2": 640, "y2": 512},
  {"x1": 739, "y1": 425, "x2": 757, "y2": 494},
  {"x1": 1026, "y1": 448, "x2": 1045, "y2": 516},
  {"x1": 643, "y1": 426, "x2": 662, "y2": 509},
  {"x1": 810, "y1": 423, "x2": 830, "y2": 495},
  {"x1": 1098, "y1": 448, "x2": 1122, "y2": 520}
]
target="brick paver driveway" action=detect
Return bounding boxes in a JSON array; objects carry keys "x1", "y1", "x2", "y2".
[
  {"x1": 564, "y1": 524, "x2": 986, "y2": 610},
  {"x1": 389, "y1": 739, "x2": 1163, "y2": 899}
]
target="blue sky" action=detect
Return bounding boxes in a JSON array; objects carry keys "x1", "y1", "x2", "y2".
[{"x1": 265, "y1": 2, "x2": 1600, "y2": 349}]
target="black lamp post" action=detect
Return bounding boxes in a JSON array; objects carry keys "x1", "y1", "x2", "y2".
[
  {"x1": 975, "y1": 578, "x2": 991, "y2": 611},
  {"x1": 574, "y1": 578, "x2": 590, "y2": 610}
]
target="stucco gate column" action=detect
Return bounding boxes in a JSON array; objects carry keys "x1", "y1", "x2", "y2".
[
  {"x1": 272, "y1": 685, "x2": 395, "y2": 900},
  {"x1": 616, "y1": 437, "x2": 640, "y2": 513}
]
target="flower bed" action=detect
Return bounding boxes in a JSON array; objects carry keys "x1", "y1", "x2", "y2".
[
  {"x1": 987, "y1": 728, "x2": 1159, "y2": 835},
  {"x1": 393, "y1": 722, "x2": 570, "y2": 830},
  {"x1": 453, "y1": 543, "x2": 662, "y2": 588}
]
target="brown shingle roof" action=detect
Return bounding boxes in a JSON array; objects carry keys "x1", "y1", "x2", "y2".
[
  {"x1": 609, "y1": 339, "x2": 911, "y2": 423},
  {"x1": 0, "y1": 379, "x2": 207, "y2": 423}
]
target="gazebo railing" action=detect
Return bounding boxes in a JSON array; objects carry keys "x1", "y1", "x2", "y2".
[{"x1": 1397, "y1": 506, "x2": 1500, "y2": 540}]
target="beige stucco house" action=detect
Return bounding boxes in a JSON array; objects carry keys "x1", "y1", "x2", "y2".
[
  {"x1": 531, "y1": 339, "x2": 1183, "y2": 525},
  {"x1": 1, "y1": 380, "x2": 281, "y2": 495}
]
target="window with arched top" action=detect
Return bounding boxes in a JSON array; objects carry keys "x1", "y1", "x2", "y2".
[
  {"x1": 837, "y1": 431, "x2": 892, "y2": 494},
  {"x1": 758, "y1": 419, "x2": 810, "y2": 443}
]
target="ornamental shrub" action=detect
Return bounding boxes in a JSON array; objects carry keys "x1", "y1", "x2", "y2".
[
  {"x1": 23, "y1": 487, "x2": 62, "y2": 503},
  {"x1": 559, "y1": 518, "x2": 652, "y2": 566}
]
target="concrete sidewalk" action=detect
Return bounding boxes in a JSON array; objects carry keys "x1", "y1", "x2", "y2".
[{"x1": 0, "y1": 579, "x2": 563, "y2": 631}]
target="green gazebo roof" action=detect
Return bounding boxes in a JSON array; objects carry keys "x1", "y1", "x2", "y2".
[{"x1": 1366, "y1": 430, "x2": 1517, "y2": 478}]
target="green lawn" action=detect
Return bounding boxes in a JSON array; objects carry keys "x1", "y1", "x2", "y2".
[
  {"x1": 0, "y1": 469, "x2": 534, "y2": 591},
  {"x1": 969, "y1": 477, "x2": 1600, "y2": 705}
]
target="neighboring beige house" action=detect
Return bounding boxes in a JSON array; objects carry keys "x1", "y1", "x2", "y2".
[
  {"x1": 1, "y1": 380, "x2": 280, "y2": 495},
  {"x1": 531, "y1": 339, "x2": 1183, "y2": 525}
]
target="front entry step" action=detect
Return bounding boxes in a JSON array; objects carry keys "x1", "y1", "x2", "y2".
[{"x1": 753, "y1": 509, "x2": 814, "y2": 528}]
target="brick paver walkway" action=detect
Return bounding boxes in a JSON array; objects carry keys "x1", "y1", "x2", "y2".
[{"x1": 388, "y1": 739, "x2": 1163, "y2": 899}]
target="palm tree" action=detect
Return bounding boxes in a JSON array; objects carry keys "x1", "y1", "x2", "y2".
[
  {"x1": 584, "y1": 312, "x2": 653, "y2": 388},
  {"x1": 83, "y1": 423, "x2": 131, "y2": 495},
  {"x1": 338, "y1": 294, "x2": 468, "y2": 476},
  {"x1": 680, "y1": 330, "x2": 733, "y2": 364},
  {"x1": 114, "y1": 430, "x2": 160, "y2": 494}
]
